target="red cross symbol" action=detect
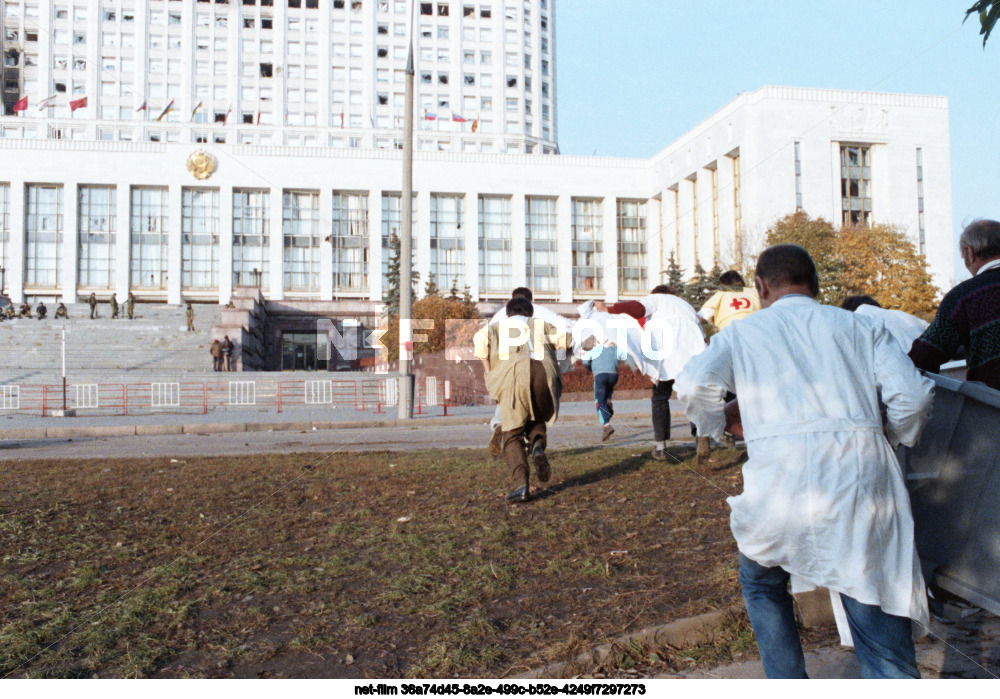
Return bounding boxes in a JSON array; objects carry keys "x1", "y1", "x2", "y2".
[{"x1": 729, "y1": 297, "x2": 751, "y2": 311}]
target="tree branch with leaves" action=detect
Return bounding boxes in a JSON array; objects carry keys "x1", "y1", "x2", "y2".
[{"x1": 966, "y1": 1, "x2": 1000, "y2": 46}]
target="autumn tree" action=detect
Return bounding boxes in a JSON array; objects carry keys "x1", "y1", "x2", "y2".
[
  {"x1": 381, "y1": 295, "x2": 481, "y2": 361},
  {"x1": 764, "y1": 211, "x2": 938, "y2": 315},
  {"x1": 765, "y1": 211, "x2": 843, "y2": 305},
  {"x1": 836, "y1": 223, "x2": 938, "y2": 317}
]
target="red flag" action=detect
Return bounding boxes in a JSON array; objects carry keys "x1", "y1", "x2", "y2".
[
  {"x1": 256, "y1": 109, "x2": 261, "y2": 125},
  {"x1": 69, "y1": 96, "x2": 88, "y2": 112},
  {"x1": 472, "y1": 118, "x2": 479, "y2": 133},
  {"x1": 136, "y1": 101, "x2": 147, "y2": 112},
  {"x1": 12, "y1": 96, "x2": 28, "y2": 113}
]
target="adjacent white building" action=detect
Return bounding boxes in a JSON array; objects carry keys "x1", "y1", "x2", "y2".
[{"x1": 0, "y1": 1, "x2": 955, "y2": 313}]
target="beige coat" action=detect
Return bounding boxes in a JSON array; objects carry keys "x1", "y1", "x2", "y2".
[{"x1": 475, "y1": 317, "x2": 571, "y2": 432}]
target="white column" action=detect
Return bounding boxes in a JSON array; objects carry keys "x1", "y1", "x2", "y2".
[
  {"x1": 556, "y1": 194, "x2": 573, "y2": 303},
  {"x1": 116, "y1": 183, "x2": 131, "y2": 298},
  {"x1": 602, "y1": 196, "x2": 618, "y2": 303},
  {"x1": 167, "y1": 185, "x2": 182, "y2": 304},
  {"x1": 511, "y1": 192, "x2": 527, "y2": 289},
  {"x1": 464, "y1": 192, "x2": 479, "y2": 300},
  {"x1": 9, "y1": 181, "x2": 25, "y2": 303},
  {"x1": 219, "y1": 185, "x2": 234, "y2": 304},
  {"x1": 368, "y1": 189, "x2": 383, "y2": 303},
  {"x1": 319, "y1": 189, "x2": 333, "y2": 300},
  {"x1": 62, "y1": 182, "x2": 79, "y2": 302},
  {"x1": 695, "y1": 169, "x2": 713, "y2": 271},
  {"x1": 269, "y1": 186, "x2": 284, "y2": 300}
]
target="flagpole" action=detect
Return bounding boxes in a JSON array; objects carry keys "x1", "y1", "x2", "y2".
[{"x1": 397, "y1": 21, "x2": 416, "y2": 421}]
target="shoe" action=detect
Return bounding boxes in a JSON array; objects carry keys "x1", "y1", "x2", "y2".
[
  {"x1": 601, "y1": 425, "x2": 615, "y2": 442},
  {"x1": 696, "y1": 436, "x2": 711, "y2": 465},
  {"x1": 505, "y1": 485, "x2": 530, "y2": 503},
  {"x1": 532, "y1": 445, "x2": 551, "y2": 484},
  {"x1": 488, "y1": 425, "x2": 503, "y2": 457},
  {"x1": 651, "y1": 447, "x2": 670, "y2": 461}
]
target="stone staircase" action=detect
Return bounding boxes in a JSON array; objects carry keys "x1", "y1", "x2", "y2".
[{"x1": 0, "y1": 302, "x2": 223, "y2": 384}]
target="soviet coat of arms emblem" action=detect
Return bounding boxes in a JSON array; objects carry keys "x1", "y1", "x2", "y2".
[{"x1": 186, "y1": 150, "x2": 217, "y2": 180}]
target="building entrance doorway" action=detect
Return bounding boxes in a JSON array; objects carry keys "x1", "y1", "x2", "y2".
[{"x1": 281, "y1": 331, "x2": 328, "y2": 371}]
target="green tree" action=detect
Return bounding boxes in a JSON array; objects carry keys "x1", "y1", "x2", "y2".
[
  {"x1": 683, "y1": 261, "x2": 714, "y2": 308},
  {"x1": 664, "y1": 250, "x2": 685, "y2": 293},
  {"x1": 966, "y1": 1, "x2": 1000, "y2": 46},
  {"x1": 448, "y1": 277, "x2": 460, "y2": 300},
  {"x1": 423, "y1": 277, "x2": 441, "y2": 298},
  {"x1": 382, "y1": 233, "x2": 419, "y2": 318}
]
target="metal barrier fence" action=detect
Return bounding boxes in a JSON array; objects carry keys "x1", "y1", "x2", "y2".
[
  {"x1": 0, "y1": 375, "x2": 491, "y2": 418},
  {"x1": 898, "y1": 373, "x2": 1000, "y2": 616}
]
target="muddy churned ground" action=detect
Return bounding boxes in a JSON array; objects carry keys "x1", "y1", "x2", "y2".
[{"x1": 1, "y1": 444, "x2": 752, "y2": 678}]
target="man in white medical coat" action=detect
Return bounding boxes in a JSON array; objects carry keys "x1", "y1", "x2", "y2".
[
  {"x1": 840, "y1": 295, "x2": 928, "y2": 353},
  {"x1": 675, "y1": 245, "x2": 934, "y2": 679}
]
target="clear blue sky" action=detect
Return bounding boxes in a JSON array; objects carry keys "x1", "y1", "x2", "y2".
[{"x1": 555, "y1": 0, "x2": 999, "y2": 242}]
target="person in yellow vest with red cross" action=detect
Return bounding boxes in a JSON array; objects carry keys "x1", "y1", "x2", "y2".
[{"x1": 698, "y1": 271, "x2": 761, "y2": 331}]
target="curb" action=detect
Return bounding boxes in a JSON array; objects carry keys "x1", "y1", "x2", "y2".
[
  {"x1": 516, "y1": 607, "x2": 746, "y2": 679},
  {"x1": 0, "y1": 410, "x2": 687, "y2": 442}
]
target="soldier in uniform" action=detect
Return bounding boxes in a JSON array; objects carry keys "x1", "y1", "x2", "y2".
[
  {"x1": 36, "y1": 301, "x2": 48, "y2": 320},
  {"x1": 125, "y1": 292, "x2": 136, "y2": 320},
  {"x1": 5, "y1": 304, "x2": 15, "y2": 319},
  {"x1": 55, "y1": 303, "x2": 69, "y2": 319},
  {"x1": 88, "y1": 292, "x2": 98, "y2": 319},
  {"x1": 186, "y1": 302, "x2": 195, "y2": 332},
  {"x1": 18, "y1": 302, "x2": 32, "y2": 318},
  {"x1": 110, "y1": 293, "x2": 119, "y2": 319}
]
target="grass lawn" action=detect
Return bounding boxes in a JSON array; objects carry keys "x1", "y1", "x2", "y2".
[{"x1": 0, "y1": 443, "x2": 754, "y2": 678}]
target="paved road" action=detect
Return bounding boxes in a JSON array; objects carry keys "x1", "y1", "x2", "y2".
[{"x1": 0, "y1": 412, "x2": 697, "y2": 462}]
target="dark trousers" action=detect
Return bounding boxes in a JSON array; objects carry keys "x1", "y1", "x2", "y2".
[
  {"x1": 594, "y1": 372, "x2": 618, "y2": 425},
  {"x1": 212, "y1": 356, "x2": 222, "y2": 371},
  {"x1": 652, "y1": 379, "x2": 674, "y2": 442},
  {"x1": 502, "y1": 359, "x2": 555, "y2": 487}
]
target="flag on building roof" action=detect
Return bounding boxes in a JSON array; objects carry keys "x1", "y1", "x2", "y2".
[
  {"x1": 37, "y1": 95, "x2": 58, "y2": 111},
  {"x1": 155, "y1": 100, "x2": 175, "y2": 121},
  {"x1": 424, "y1": 110, "x2": 437, "y2": 120},
  {"x1": 69, "y1": 96, "x2": 88, "y2": 112},
  {"x1": 190, "y1": 101, "x2": 203, "y2": 119},
  {"x1": 12, "y1": 96, "x2": 28, "y2": 113},
  {"x1": 136, "y1": 101, "x2": 147, "y2": 112},
  {"x1": 224, "y1": 106, "x2": 232, "y2": 125},
  {"x1": 256, "y1": 109, "x2": 261, "y2": 125},
  {"x1": 451, "y1": 113, "x2": 469, "y2": 123}
]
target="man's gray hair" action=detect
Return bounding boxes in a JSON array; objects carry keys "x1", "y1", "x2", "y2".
[{"x1": 959, "y1": 219, "x2": 1000, "y2": 260}]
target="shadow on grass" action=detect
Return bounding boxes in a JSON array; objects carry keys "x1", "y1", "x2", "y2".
[{"x1": 531, "y1": 445, "x2": 699, "y2": 501}]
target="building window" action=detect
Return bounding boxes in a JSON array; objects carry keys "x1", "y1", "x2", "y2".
[
  {"x1": 331, "y1": 192, "x2": 369, "y2": 294},
  {"x1": 617, "y1": 199, "x2": 647, "y2": 294},
  {"x1": 572, "y1": 198, "x2": 603, "y2": 294},
  {"x1": 478, "y1": 195, "x2": 512, "y2": 297},
  {"x1": 283, "y1": 190, "x2": 321, "y2": 292},
  {"x1": 77, "y1": 185, "x2": 116, "y2": 289},
  {"x1": 381, "y1": 192, "x2": 417, "y2": 293},
  {"x1": 430, "y1": 194, "x2": 464, "y2": 291},
  {"x1": 840, "y1": 144, "x2": 871, "y2": 226},
  {"x1": 24, "y1": 185, "x2": 64, "y2": 288},
  {"x1": 525, "y1": 196, "x2": 557, "y2": 294},
  {"x1": 794, "y1": 141, "x2": 803, "y2": 211},
  {"x1": 916, "y1": 148, "x2": 926, "y2": 255},
  {"x1": 130, "y1": 187, "x2": 169, "y2": 289},
  {"x1": 233, "y1": 189, "x2": 270, "y2": 289},
  {"x1": 182, "y1": 188, "x2": 220, "y2": 290}
]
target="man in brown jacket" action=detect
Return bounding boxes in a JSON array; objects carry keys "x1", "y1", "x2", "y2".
[
  {"x1": 475, "y1": 296, "x2": 572, "y2": 503},
  {"x1": 210, "y1": 339, "x2": 222, "y2": 371}
]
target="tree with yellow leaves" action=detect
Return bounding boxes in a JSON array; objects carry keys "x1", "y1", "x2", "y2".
[{"x1": 765, "y1": 211, "x2": 939, "y2": 316}]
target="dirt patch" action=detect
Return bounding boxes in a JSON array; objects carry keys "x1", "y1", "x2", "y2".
[{"x1": 0, "y1": 445, "x2": 748, "y2": 678}]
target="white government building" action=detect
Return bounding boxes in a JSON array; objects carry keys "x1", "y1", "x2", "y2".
[{"x1": 0, "y1": 0, "x2": 955, "y2": 311}]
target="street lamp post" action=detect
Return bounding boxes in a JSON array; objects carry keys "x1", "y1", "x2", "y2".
[{"x1": 397, "y1": 39, "x2": 416, "y2": 420}]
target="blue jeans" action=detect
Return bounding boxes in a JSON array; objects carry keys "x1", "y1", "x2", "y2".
[
  {"x1": 593, "y1": 372, "x2": 618, "y2": 425},
  {"x1": 738, "y1": 553, "x2": 919, "y2": 679}
]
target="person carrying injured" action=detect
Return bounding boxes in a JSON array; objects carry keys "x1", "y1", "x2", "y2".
[
  {"x1": 675, "y1": 244, "x2": 935, "y2": 679},
  {"x1": 475, "y1": 295, "x2": 572, "y2": 503}
]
